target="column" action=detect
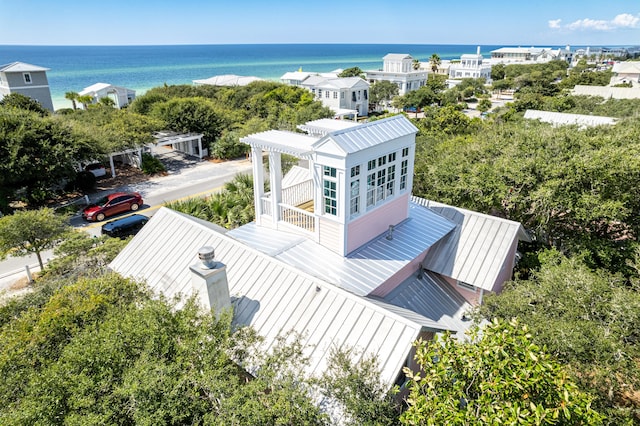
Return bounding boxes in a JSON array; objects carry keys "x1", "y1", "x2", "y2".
[
  {"x1": 252, "y1": 147, "x2": 264, "y2": 225},
  {"x1": 269, "y1": 151, "x2": 282, "y2": 224}
]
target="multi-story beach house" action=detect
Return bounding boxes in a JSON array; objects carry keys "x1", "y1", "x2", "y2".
[
  {"x1": 448, "y1": 47, "x2": 492, "y2": 80},
  {"x1": 365, "y1": 54, "x2": 427, "y2": 95},
  {"x1": 0, "y1": 61, "x2": 54, "y2": 111},
  {"x1": 110, "y1": 115, "x2": 530, "y2": 416},
  {"x1": 610, "y1": 61, "x2": 640, "y2": 87},
  {"x1": 300, "y1": 75, "x2": 370, "y2": 117}
]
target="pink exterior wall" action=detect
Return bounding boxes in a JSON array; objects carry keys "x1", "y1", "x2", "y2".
[
  {"x1": 442, "y1": 275, "x2": 481, "y2": 305},
  {"x1": 491, "y1": 237, "x2": 519, "y2": 294},
  {"x1": 370, "y1": 249, "x2": 428, "y2": 298},
  {"x1": 346, "y1": 193, "x2": 409, "y2": 254}
]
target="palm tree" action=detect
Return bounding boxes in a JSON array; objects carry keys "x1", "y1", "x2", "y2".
[
  {"x1": 65, "y1": 91, "x2": 79, "y2": 110},
  {"x1": 429, "y1": 54, "x2": 441, "y2": 74},
  {"x1": 412, "y1": 58, "x2": 421, "y2": 71},
  {"x1": 76, "y1": 94, "x2": 93, "y2": 110}
]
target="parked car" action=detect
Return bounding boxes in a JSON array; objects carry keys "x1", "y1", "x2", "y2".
[
  {"x1": 101, "y1": 214, "x2": 148, "y2": 238},
  {"x1": 85, "y1": 163, "x2": 107, "y2": 178},
  {"x1": 82, "y1": 192, "x2": 143, "y2": 222}
]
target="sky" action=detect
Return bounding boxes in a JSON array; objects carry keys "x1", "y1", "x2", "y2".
[{"x1": 1, "y1": 0, "x2": 638, "y2": 46}]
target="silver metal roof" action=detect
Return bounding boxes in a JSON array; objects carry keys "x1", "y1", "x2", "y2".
[
  {"x1": 414, "y1": 197, "x2": 530, "y2": 291},
  {"x1": 0, "y1": 61, "x2": 49, "y2": 72},
  {"x1": 315, "y1": 114, "x2": 418, "y2": 154},
  {"x1": 376, "y1": 270, "x2": 474, "y2": 336},
  {"x1": 297, "y1": 119, "x2": 360, "y2": 136},
  {"x1": 110, "y1": 207, "x2": 450, "y2": 387},
  {"x1": 228, "y1": 200, "x2": 456, "y2": 296}
]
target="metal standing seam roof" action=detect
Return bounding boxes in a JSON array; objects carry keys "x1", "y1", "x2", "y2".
[
  {"x1": 523, "y1": 109, "x2": 616, "y2": 127},
  {"x1": 413, "y1": 197, "x2": 530, "y2": 291},
  {"x1": 314, "y1": 77, "x2": 369, "y2": 90},
  {"x1": 227, "y1": 200, "x2": 457, "y2": 296},
  {"x1": 612, "y1": 61, "x2": 640, "y2": 74},
  {"x1": 571, "y1": 85, "x2": 640, "y2": 99},
  {"x1": 193, "y1": 74, "x2": 263, "y2": 86},
  {"x1": 0, "y1": 61, "x2": 49, "y2": 72},
  {"x1": 297, "y1": 119, "x2": 361, "y2": 136},
  {"x1": 109, "y1": 207, "x2": 450, "y2": 387},
  {"x1": 314, "y1": 114, "x2": 418, "y2": 154}
]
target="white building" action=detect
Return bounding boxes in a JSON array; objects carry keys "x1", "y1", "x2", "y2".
[
  {"x1": 365, "y1": 54, "x2": 428, "y2": 95},
  {"x1": 280, "y1": 69, "x2": 342, "y2": 86},
  {"x1": 78, "y1": 82, "x2": 136, "y2": 109},
  {"x1": 490, "y1": 46, "x2": 572, "y2": 64},
  {"x1": 300, "y1": 76, "x2": 370, "y2": 117},
  {"x1": 610, "y1": 61, "x2": 640, "y2": 87},
  {"x1": 110, "y1": 116, "x2": 530, "y2": 417},
  {"x1": 448, "y1": 47, "x2": 492, "y2": 80},
  {"x1": 193, "y1": 74, "x2": 263, "y2": 87}
]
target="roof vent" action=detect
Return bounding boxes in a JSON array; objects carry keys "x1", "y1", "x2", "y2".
[
  {"x1": 386, "y1": 225, "x2": 395, "y2": 241},
  {"x1": 198, "y1": 246, "x2": 216, "y2": 269}
]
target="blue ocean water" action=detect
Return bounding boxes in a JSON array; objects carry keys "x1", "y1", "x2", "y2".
[{"x1": 0, "y1": 43, "x2": 558, "y2": 110}]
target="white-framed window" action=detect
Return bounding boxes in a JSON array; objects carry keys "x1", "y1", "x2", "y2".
[
  {"x1": 386, "y1": 165, "x2": 396, "y2": 197},
  {"x1": 325, "y1": 91, "x2": 330, "y2": 98},
  {"x1": 457, "y1": 280, "x2": 477, "y2": 293},
  {"x1": 350, "y1": 180, "x2": 360, "y2": 216},
  {"x1": 400, "y1": 159, "x2": 408, "y2": 191},
  {"x1": 323, "y1": 166, "x2": 337, "y2": 216},
  {"x1": 317, "y1": 89, "x2": 322, "y2": 98},
  {"x1": 333, "y1": 91, "x2": 338, "y2": 99},
  {"x1": 23, "y1": 73, "x2": 32, "y2": 84},
  {"x1": 341, "y1": 92, "x2": 345, "y2": 99},
  {"x1": 402, "y1": 147, "x2": 409, "y2": 157},
  {"x1": 363, "y1": 151, "x2": 403, "y2": 208}
]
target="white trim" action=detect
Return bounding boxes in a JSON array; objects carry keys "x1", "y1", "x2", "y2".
[
  {"x1": 0, "y1": 84, "x2": 50, "y2": 90},
  {"x1": 23, "y1": 73, "x2": 32, "y2": 84},
  {"x1": 456, "y1": 280, "x2": 477, "y2": 293}
]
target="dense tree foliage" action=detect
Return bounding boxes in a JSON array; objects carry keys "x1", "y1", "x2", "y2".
[
  {"x1": 0, "y1": 208, "x2": 70, "y2": 269},
  {"x1": 369, "y1": 80, "x2": 399, "y2": 111},
  {"x1": 402, "y1": 319, "x2": 603, "y2": 425},
  {"x1": 480, "y1": 252, "x2": 640, "y2": 423},
  {"x1": 338, "y1": 67, "x2": 366, "y2": 78},
  {"x1": 0, "y1": 92, "x2": 49, "y2": 116}
]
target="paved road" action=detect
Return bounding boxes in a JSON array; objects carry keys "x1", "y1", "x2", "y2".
[{"x1": 0, "y1": 154, "x2": 253, "y2": 291}]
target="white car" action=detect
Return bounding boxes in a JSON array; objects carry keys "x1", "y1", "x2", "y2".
[{"x1": 85, "y1": 163, "x2": 107, "y2": 178}]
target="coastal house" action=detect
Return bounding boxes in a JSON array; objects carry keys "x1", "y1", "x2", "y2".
[
  {"x1": 78, "y1": 82, "x2": 136, "y2": 109},
  {"x1": 448, "y1": 47, "x2": 492, "y2": 81},
  {"x1": 571, "y1": 84, "x2": 640, "y2": 99},
  {"x1": 490, "y1": 46, "x2": 572, "y2": 64},
  {"x1": 365, "y1": 54, "x2": 427, "y2": 95},
  {"x1": 280, "y1": 69, "x2": 342, "y2": 86},
  {"x1": 110, "y1": 115, "x2": 530, "y2": 407},
  {"x1": 0, "y1": 61, "x2": 54, "y2": 111},
  {"x1": 299, "y1": 76, "x2": 370, "y2": 117},
  {"x1": 193, "y1": 74, "x2": 263, "y2": 87},
  {"x1": 609, "y1": 61, "x2": 640, "y2": 87}
]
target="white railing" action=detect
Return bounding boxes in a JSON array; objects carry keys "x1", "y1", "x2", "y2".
[
  {"x1": 279, "y1": 203, "x2": 315, "y2": 232},
  {"x1": 282, "y1": 179, "x2": 313, "y2": 207},
  {"x1": 260, "y1": 196, "x2": 272, "y2": 216}
]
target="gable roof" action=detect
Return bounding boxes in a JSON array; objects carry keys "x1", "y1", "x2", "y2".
[
  {"x1": 313, "y1": 114, "x2": 418, "y2": 155},
  {"x1": 414, "y1": 197, "x2": 530, "y2": 291},
  {"x1": 612, "y1": 61, "x2": 640, "y2": 74},
  {"x1": 384, "y1": 53, "x2": 412, "y2": 61},
  {"x1": 297, "y1": 118, "x2": 360, "y2": 136},
  {"x1": 193, "y1": 74, "x2": 262, "y2": 86},
  {"x1": 110, "y1": 207, "x2": 453, "y2": 387},
  {"x1": 314, "y1": 77, "x2": 369, "y2": 90},
  {"x1": 0, "y1": 61, "x2": 49, "y2": 73}
]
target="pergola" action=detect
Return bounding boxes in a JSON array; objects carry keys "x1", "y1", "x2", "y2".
[{"x1": 153, "y1": 131, "x2": 205, "y2": 159}]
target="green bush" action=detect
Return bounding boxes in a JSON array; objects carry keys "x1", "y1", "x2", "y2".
[{"x1": 140, "y1": 153, "x2": 166, "y2": 175}]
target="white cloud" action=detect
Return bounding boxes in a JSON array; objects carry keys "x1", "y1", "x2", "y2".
[
  {"x1": 548, "y1": 19, "x2": 562, "y2": 29},
  {"x1": 549, "y1": 13, "x2": 640, "y2": 31}
]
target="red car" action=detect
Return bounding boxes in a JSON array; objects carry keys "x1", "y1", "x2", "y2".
[{"x1": 82, "y1": 192, "x2": 143, "y2": 222}]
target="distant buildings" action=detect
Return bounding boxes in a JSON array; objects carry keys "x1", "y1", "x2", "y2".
[
  {"x1": 490, "y1": 46, "x2": 572, "y2": 64},
  {"x1": 0, "y1": 61, "x2": 54, "y2": 111},
  {"x1": 78, "y1": 82, "x2": 136, "y2": 109},
  {"x1": 610, "y1": 61, "x2": 640, "y2": 87},
  {"x1": 193, "y1": 74, "x2": 263, "y2": 87},
  {"x1": 365, "y1": 53, "x2": 427, "y2": 95}
]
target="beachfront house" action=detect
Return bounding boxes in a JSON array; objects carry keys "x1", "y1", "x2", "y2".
[
  {"x1": 365, "y1": 54, "x2": 427, "y2": 96},
  {"x1": 0, "y1": 61, "x2": 54, "y2": 111},
  {"x1": 280, "y1": 69, "x2": 342, "y2": 86},
  {"x1": 78, "y1": 82, "x2": 136, "y2": 109},
  {"x1": 109, "y1": 115, "x2": 530, "y2": 415},
  {"x1": 299, "y1": 76, "x2": 370, "y2": 118},
  {"x1": 193, "y1": 74, "x2": 263, "y2": 87},
  {"x1": 448, "y1": 47, "x2": 492, "y2": 81}
]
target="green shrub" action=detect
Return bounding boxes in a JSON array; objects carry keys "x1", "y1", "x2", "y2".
[{"x1": 140, "y1": 153, "x2": 166, "y2": 175}]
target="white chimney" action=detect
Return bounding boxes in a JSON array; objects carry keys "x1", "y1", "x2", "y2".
[{"x1": 190, "y1": 246, "x2": 231, "y2": 316}]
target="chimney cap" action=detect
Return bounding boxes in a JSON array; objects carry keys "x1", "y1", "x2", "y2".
[{"x1": 198, "y1": 246, "x2": 216, "y2": 269}]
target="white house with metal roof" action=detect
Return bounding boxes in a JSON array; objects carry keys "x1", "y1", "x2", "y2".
[
  {"x1": 0, "y1": 62, "x2": 54, "y2": 111},
  {"x1": 110, "y1": 114, "x2": 529, "y2": 401},
  {"x1": 78, "y1": 82, "x2": 136, "y2": 109},
  {"x1": 610, "y1": 61, "x2": 640, "y2": 87},
  {"x1": 524, "y1": 109, "x2": 616, "y2": 128},
  {"x1": 193, "y1": 74, "x2": 263, "y2": 87},
  {"x1": 365, "y1": 54, "x2": 427, "y2": 96},
  {"x1": 448, "y1": 47, "x2": 492, "y2": 81},
  {"x1": 298, "y1": 76, "x2": 370, "y2": 117}
]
